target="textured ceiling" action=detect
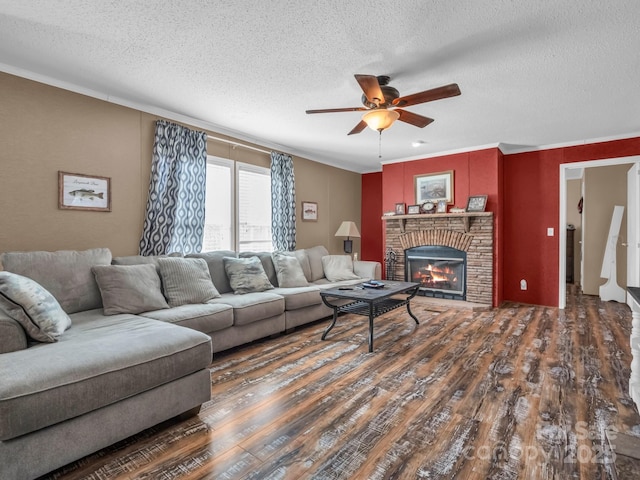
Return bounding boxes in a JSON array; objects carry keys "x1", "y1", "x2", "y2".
[{"x1": 1, "y1": 1, "x2": 639, "y2": 173}]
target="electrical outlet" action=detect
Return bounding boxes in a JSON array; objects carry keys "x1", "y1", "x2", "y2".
[
  {"x1": 520, "y1": 279, "x2": 527, "y2": 290},
  {"x1": 547, "y1": 227, "x2": 554, "y2": 236}
]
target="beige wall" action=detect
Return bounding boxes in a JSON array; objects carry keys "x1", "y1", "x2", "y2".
[
  {"x1": 582, "y1": 164, "x2": 630, "y2": 295},
  {"x1": 0, "y1": 73, "x2": 144, "y2": 256},
  {"x1": 294, "y1": 156, "x2": 362, "y2": 254},
  {"x1": 0, "y1": 72, "x2": 361, "y2": 257}
]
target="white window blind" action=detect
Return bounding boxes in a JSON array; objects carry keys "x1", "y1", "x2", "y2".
[
  {"x1": 238, "y1": 164, "x2": 272, "y2": 252},
  {"x1": 203, "y1": 159, "x2": 233, "y2": 251},
  {"x1": 203, "y1": 157, "x2": 272, "y2": 252}
]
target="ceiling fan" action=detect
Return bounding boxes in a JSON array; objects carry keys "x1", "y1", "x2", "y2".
[{"x1": 306, "y1": 74, "x2": 461, "y2": 135}]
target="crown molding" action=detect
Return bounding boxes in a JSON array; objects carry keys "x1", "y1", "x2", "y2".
[{"x1": 3, "y1": 63, "x2": 639, "y2": 175}]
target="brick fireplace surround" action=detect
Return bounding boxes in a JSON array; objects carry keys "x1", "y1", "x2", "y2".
[{"x1": 383, "y1": 213, "x2": 494, "y2": 305}]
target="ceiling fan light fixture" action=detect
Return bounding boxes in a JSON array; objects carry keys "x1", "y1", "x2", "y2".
[{"x1": 362, "y1": 109, "x2": 400, "y2": 132}]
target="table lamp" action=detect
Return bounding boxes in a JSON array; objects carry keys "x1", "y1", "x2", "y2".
[{"x1": 335, "y1": 221, "x2": 360, "y2": 254}]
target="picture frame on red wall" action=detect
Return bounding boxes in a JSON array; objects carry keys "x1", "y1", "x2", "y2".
[
  {"x1": 395, "y1": 203, "x2": 406, "y2": 215},
  {"x1": 466, "y1": 195, "x2": 488, "y2": 212},
  {"x1": 414, "y1": 170, "x2": 454, "y2": 205}
]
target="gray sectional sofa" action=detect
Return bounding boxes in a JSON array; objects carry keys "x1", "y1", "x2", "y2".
[
  {"x1": 181, "y1": 247, "x2": 380, "y2": 352},
  {"x1": 0, "y1": 245, "x2": 380, "y2": 479}
]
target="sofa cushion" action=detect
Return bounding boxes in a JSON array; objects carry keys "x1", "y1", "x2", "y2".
[
  {"x1": 223, "y1": 256, "x2": 275, "y2": 294},
  {"x1": 239, "y1": 251, "x2": 278, "y2": 286},
  {"x1": 111, "y1": 252, "x2": 183, "y2": 271},
  {"x1": 353, "y1": 260, "x2": 380, "y2": 280},
  {"x1": 0, "y1": 248, "x2": 112, "y2": 313},
  {"x1": 305, "y1": 245, "x2": 329, "y2": 281},
  {"x1": 92, "y1": 264, "x2": 169, "y2": 315},
  {"x1": 293, "y1": 249, "x2": 313, "y2": 282},
  {"x1": 157, "y1": 257, "x2": 220, "y2": 307},
  {"x1": 210, "y1": 292, "x2": 284, "y2": 326},
  {"x1": 322, "y1": 255, "x2": 361, "y2": 282},
  {"x1": 140, "y1": 303, "x2": 234, "y2": 334},
  {"x1": 0, "y1": 272, "x2": 71, "y2": 342},
  {"x1": 271, "y1": 251, "x2": 309, "y2": 288},
  {"x1": 0, "y1": 316, "x2": 28, "y2": 353},
  {"x1": 270, "y1": 286, "x2": 322, "y2": 310},
  {"x1": 187, "y1": 250, "x2": 237, "y2": 294},
  {"x1": 0, "y1": 314, "x2": 212, "y2": 441},
  {"x1": 312, "y1": 278, "x2": 365, "y2": 288}
]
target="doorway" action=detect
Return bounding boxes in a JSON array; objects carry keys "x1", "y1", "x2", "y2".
[{"x1": 559, "y1": 156, "x2": 640, "y2": 308}]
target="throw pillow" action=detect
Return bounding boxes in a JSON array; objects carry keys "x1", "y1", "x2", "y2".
[
  {"x1": 0, "y1": 271, "x2": 72, "y2": 342},
  {"x1": 239, "y1": 251, "x2": 278, "y2": 286},
  {"x1": 186, "y1": 251, "x2": 237, "y2": 294},
  {"x1": 321, "y1": 255, "x2": 361, "y2": 282},
  {"x1": 223, "y1": 256, "x2": 275, "y2": 294},
  {"x1": 271, "y1": 251, "x2": 309, "y2": 288},
  {"x1": 92, "y1": 264, "x2": 170, "y2": 315},
  {"x1": 157, "y1": 257, "x2": 221, "y2": 307}
]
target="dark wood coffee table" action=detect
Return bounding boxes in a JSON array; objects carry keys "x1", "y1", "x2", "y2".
[{"x1": 320, "y1": 281, "x2": 420, "y2": 352}]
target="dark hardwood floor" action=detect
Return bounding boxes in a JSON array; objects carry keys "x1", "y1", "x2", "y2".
[{"x1": 42, "y1": 287, "x2": 640, "y2": 479}]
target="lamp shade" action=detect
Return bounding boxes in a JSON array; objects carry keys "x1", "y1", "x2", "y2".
[
  {"x1": 335, "y1": 221, "x2": 361, "y2": 238},
  {"x1": 362, "y1": 109, "x2": 400, "y2": 132}
]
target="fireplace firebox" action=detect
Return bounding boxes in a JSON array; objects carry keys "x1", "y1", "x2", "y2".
[{"x1": 405, "y1": 246, "x2": 466, "y2": 300}]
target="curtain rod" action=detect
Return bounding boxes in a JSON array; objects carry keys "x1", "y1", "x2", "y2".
[{"x1": 207, "y1": 135, "x2": 271, "y2": 155}]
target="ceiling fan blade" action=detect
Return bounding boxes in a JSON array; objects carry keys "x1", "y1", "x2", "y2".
[
  {"x1": 396, "y1": 109, "x2": 435, "y2": 128},
  {"x1": 306, "y1": 107, "x2": 368, "y2": 114},
  {"x1": 347, "y1": 120, "x2": 368, "y2": 135},
  {"x1": 393, "y1": 83, "x2": 461, "y2": 107},
  {"x1": 354, "y1": 74, "x2": 385, "y2": 105}
]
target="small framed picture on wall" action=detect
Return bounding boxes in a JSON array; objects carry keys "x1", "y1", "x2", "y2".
[
  {"x1": 301, "y1": 201, "x2": 318, "y2": 221},
  {"x1": 58, "y1": 171, "x2": 111, "y2": 212},
  {"x1": 395, "y1": 203, "x2": 406, "y2": 215},
  {"x1": 466, "y1": 195, "x2": 488, "y2": 212}
]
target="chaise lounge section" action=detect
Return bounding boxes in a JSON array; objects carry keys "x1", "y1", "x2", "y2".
[{"x1": 0, "y1": 248, "x2": 212, "y2": 480}]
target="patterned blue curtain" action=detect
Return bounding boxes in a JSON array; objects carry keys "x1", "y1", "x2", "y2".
[
  {"x1": 139, "y1": 120, "x2": 207, "y2": 255},
  {"x1": 270, "y1": 151, "x2": 296, "y2": 251}
]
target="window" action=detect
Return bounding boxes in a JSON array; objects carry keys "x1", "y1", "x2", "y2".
[
  {"x1": 237, "y1": 165, "x2": 272, "y2": 251},
  {"x1": 203, "y1": 157, "x2": 272, "y2": 252},
  {"x1": 203, "y1": 159, "x2": 233, "y2": 251}
]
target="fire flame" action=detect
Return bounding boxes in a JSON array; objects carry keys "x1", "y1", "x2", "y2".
[{"x1": 413, "y1": 264, "x2": 459, "y2": 287}]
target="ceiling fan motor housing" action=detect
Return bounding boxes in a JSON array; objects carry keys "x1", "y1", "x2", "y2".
[
  {"x1": 361, "y1": 76, "x2": 399, "y2": 109},
  {"x1": 361, "y1": 86, "x2": 399, "y2": 108}
]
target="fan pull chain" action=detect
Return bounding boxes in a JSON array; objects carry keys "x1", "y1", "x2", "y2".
[{"x1": 378, "y1": 130, "x2": 382, "y2": 159}]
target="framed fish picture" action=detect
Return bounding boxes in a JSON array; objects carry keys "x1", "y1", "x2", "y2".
[
  {"x1": 301, "y1": 201, "x2": 318, "y2": 221},
  {"x1": 58, "y1": 171, "x2": 111, "y2": 212}
]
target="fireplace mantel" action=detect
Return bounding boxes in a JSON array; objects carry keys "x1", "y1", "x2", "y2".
[{"x1": 382, "y1": 211, "x2": 492, "y2": 233}]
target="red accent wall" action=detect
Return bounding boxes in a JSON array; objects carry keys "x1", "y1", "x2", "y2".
[
  {"x1": 503, "y1": 149, "x2": 563, "y2": 305},
  {"x1": 361, "y1": 172, "x2": 383, "y2": 264},
  {"x1": 361, "y1": 136, "x2": 640, "y2": 307},
  {"x1": 503, "y1": 137, "x2": 640, "y2": 306},
  {"x1": 378, "y1": 148, "x2": 503, "y2": 306}
]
